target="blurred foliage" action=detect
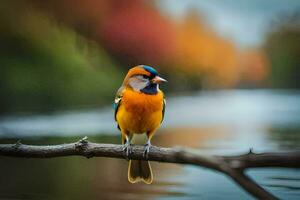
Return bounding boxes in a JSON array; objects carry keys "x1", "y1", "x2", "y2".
[
  {"x1": 238, "y1": 49, "x2": 269, "y2": 88},
  {"x1": 29, "y1": 0, "x2": 176, "y2": 67},
  {"x1": 0, "y1": 1, "x2": 123, "y2": 114},
  {"x1": 27, "y1": 0, "x2": 249, "y2": 89},
  {"x1": 265, "y1": 12, "x2": 300, "y2": 88},
  {"x1": 169, "y1": 13, "x2": 239, "y2": 88},
  {"x1": 2, "y1": 0, "x2": 298, "y2": 114},
  {"x1": 99, "y1": 1, "x2": 176, "y2": 66}
]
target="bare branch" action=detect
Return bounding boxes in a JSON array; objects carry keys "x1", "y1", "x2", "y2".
[{"x1": 1, "y1": 137, "x2": 299, "y2": 200}]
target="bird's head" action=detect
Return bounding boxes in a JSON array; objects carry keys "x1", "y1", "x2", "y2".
[{"x1": 123, "y1": 65, "x2": 167, "y2": 94}]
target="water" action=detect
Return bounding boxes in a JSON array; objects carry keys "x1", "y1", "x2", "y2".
[{"x1": 0, "y1": 90, "x2": 299, "y2": 199}]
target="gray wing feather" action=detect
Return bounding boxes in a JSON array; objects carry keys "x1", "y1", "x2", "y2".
[{"x1": 114, "y1": 86, "x2": 124, "y2": 130}]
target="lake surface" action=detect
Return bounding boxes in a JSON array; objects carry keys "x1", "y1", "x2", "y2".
[{"x1": 0, "y1": 90, "x2": 299, "y2": 199}]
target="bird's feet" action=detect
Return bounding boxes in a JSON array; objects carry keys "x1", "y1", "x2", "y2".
[
  {"x1": 122, "y1": 141, "x2": 132, "y2": 160},
  {"x1": 143, "y1": 141, "x2": 151, "y2": 160}
]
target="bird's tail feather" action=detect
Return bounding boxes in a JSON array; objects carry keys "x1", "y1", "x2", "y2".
[{"x1": 128, "y1": 160, "x2": 153, "y2": 184}]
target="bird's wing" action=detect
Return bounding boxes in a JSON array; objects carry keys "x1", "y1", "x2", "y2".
[
  {"x1": 113, "y1": 86, "x2": 124, "y2": 130},
  {"x1": 161, "y1": 97, "x2": 166, "y2": 123}
]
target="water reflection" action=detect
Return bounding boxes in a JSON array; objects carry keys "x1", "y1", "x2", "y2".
[
  {"x1": 0, "y1": 90, "x2": 300, "y2": 199},
  {"x1": 1, "y1": 90, "x2": 300, "y2": 138},
  {"x1": 267, "y1": 127, "x2": 300, "y2": 150}
]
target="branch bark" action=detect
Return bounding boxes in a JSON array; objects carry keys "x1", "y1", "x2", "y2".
[{"x1": 0, "y1": 137, "x2": 299, "y2": 199}]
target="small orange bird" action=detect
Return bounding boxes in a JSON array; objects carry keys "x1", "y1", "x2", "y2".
[{"x1": 114, "y1": 65, "x2": 167, "y2": 184}]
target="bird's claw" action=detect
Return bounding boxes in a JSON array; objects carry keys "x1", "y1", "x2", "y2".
[
  {"x1": 143, "y1": 142, "x2": 151, "y2": 160},
  {"x1": 122, "y1": 142, "x2": 132, "y2": 160}
]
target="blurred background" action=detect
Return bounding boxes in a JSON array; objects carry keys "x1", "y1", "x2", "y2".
[{"x1": 0, "y1": 0, "x2": 300, "y2": 199}]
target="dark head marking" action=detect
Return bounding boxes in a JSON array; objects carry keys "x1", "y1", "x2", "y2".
[
  {"x1": 143, "y1": 65, "x2": 158, "y2": 77},
  {"x1": 140, "y1": 65, "x2": 159, "y2": 95},
  {"x1": 141, "y1": 83, "x2": 158, "y2": 95}
]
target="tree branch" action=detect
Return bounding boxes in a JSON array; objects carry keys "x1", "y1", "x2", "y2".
[{"x1": 1, "y1": 137, "x2": 299, "y2": 199}]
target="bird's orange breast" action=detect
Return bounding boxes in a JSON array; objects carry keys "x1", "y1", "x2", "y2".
[{"x1": 116, "y1": 89, "x2": 164, "y2": 134}]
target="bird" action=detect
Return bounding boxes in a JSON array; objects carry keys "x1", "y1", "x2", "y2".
[{"x1": 113, "y1": 65, "x2": 167, "y2": 184}]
